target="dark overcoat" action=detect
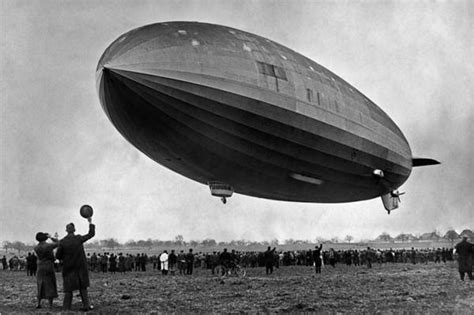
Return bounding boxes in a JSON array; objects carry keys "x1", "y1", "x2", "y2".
[
  {"x1": 264, "y1": 248, "x2": 275, "y2": 267},
  {"x1": 313, "y1": 244, "x2": 323, "y2": 266},
  {"x1": 455, "y1": 239, "x2": 473, "y2": 273},
  {"x1": 56, "y1": 224, "x2": 95, "y2": 291}
]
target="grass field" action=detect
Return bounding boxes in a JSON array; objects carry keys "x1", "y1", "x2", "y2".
[{"x1": 1, "y1": 261, "x2": 473, "y2": 313}]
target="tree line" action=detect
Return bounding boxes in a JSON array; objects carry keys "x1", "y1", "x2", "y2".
[{"x1": 2, "y1": 229, "x2": 472, "y2": 254}]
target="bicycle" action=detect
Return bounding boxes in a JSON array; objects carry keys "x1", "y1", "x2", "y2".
[{"x1": 215, "y1": 263, "x2": 246, "y2": 278}]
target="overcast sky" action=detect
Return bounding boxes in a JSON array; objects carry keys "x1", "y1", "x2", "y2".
[{"x1": 1, "y1": 0, "x2": 473, "y2": 244}]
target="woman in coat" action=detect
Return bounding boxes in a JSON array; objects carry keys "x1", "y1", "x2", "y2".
[{"x1": 33, "y1": 232, "x2": 59, "y2": 309}]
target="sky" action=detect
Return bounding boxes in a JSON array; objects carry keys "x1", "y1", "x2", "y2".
[{"x1": 1, "y1": 0, "x2": 473, "y2": 244}]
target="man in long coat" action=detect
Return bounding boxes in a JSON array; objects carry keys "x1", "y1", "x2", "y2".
[
  {"x1": 56, "y1": 218, "x2": 95, "y2": 310},
  {"x1": 168, "y1": 250, "x2": 177, "y2": 275},
  {"x1": 313, "y1": 244, "x2": 323, "y2": 274},
  {"x1": 185, "y1": 249, "x2": 194, "y2": 275},
  {"x1": 455, "y1": 236, "x2": 473, "y2": 281},
  {"x1": 264, "y1": 247, "x2": 276, "y2": 275}
]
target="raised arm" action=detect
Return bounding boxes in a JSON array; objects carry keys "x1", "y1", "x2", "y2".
[
  {"x1": 80, "y1": 222, "x2": 96, "y2": 244},
  {"x1": 56, "y1": 243, "x2": 63, "y2": 260},
  {"x1": 46, "y1": 234, "x2": 59, "y2": 249}
]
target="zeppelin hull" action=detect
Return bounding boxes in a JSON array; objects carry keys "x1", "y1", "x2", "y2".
[{"x1": 97, "y1": 22, "x2": 413, "y2": 203}]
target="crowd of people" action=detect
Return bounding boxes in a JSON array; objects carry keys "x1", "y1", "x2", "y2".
[
  {"x1": 2, "y1": 245, "x2": 467, "y2": 275},
  {"x1": 270, "y1": 246, "x2": 456, "y2": 268},
  {"x1": 2, "y1": 230, "x2": 472, "y2": 311},
  {"x1": 84, "y1": 248, "x2": 196, "y2": 275},
  {"x1": 40, "y1": 244, "x2": 464, "y2": 278}
]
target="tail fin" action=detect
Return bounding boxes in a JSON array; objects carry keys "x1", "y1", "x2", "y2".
[{"x1": 412, "y1": 158, "x2": 440, "y2": 167}]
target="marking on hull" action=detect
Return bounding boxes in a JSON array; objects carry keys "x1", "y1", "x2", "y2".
[{"x1": 290, "y1": 173, "x2": 323, "y2": 185}]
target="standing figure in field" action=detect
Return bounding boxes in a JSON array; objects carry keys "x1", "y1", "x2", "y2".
[
  {"x1": 109, "y1": 253, "x2": 117, "y2": 274},
  {"x1": 185, "y1": 249, "x2": 194, "y2": 275},
  {"x1": 90, "y1": 253, "x2": 98, "y2": 272},
  {"x1": 264, "y1": 247, "x2": 276, "y2": 275},
  {"x1": 219, "y1": 248, "x2": 232, "y2": 274},
  {"x1": 133, "y1": 254, "x2": 139, "y2": 271},
  {"x1": 168, "y1": 250, "x2": 177, "y2": 275},
  {"x1": 56, "y1": 218, "x2": 95, "y2": 311},
  {"x1": 1, "y1": 255, "x2": 7, "y2": 270},
  {"x1": 410, "y1": 247, "x2": 417, "y2": 264},
  {"x1": 125, "y1": 254, "x2": 133, "y2": 271},
  {"x1": 26, "y1": 252, "x2": 37, "y2": 276},
  {"x1": 100, "y1": 253, "x2": 108, "y2": 273},
  {"x1": 454, "y1": 236, "x2": 473, "y2": 281},
  {"x1": 140, "y1": 253, "x2": 148, "y2": 271},
  {"x1": 118, "y1": 253, "x2": 126, "y2": 273},
  {"x1": 365, "y1": 247, "x2": 373, "y2": 269},
  {"x1": 209, "y1": 252, "x2": 219, "y2": 274},
  {"x1": 34, "y1": 232, "x2": 59, "y2": 309},
  {"x1": 313, "y1": 244, "x2": 323, "y2": 274},
  {"x1": 160, "y1": 250, "x2": 169, "y2": 275},
  {"x1": 31, "y1": 252, "x2": 37, "y2": 276},
  {"x1": 178, "y1": 250, "x2": 186, "y2": 275},
  {"x1": 328, "y1": 248, "x2": 337, "y2": 268}
]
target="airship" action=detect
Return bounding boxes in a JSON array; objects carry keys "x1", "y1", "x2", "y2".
[{"x1": 96, "y1": 21, "x2": 439, "y2": 213}]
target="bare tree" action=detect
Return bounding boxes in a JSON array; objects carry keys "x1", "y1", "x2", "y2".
[
  {"x1": 284, "y1": 238, "x2": 295, "y2": 245},
  {"x1": 2, "y1": 241, "x2": 12, "y2": 252},
  {"x1": 315, "y1": 236, "x2": 327, "y2": 244},
  {"x1": 11, "y1": 241, "x2": 27, "y2": 254},
  {"x1": 175, "y1": 235, "x2": 184, "y2": 246},
  {"x1": 444, "y1": 230, "x2": 459, "y2": 246},
  {"x1": 125, "y1": 239, "x2": 137, "y2": 248},
  {"x1": 377, "y1": 232, "x2": 392, "y2": 242},
  {"x1": 100, "y1": 238, "x2": 120, "y2": 250},
  {"x1": 201, "y1": 239, "x2": 217, "y2": 247}
]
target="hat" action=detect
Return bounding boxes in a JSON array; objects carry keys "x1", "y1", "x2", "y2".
[{"x1": 36, "y1": 232, "x2": 48, "y2": 242}]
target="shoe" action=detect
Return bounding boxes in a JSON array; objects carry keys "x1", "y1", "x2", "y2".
[{"x1": 80, "y1": 305, "x2": 94, "y2": 312}]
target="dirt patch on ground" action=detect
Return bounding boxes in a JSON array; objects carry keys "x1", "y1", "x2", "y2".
[{"x1": 1, "y1": 262, "x2": 472, "y2": 313}]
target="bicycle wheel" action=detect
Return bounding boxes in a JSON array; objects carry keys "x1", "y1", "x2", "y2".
[
  {"x1": 235, "y1": 265, "x2": 246, "y2": 278},
  {"x1": 214, "y1": 265, "x2": 226, "y2": 276}
]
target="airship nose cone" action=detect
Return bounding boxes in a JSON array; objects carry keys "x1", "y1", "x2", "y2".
[
  {"x1": 95, "y1": 23, "x2": 171, "y2": 98},
  {"x1": 95, "y1": 24, "x2": 145, "y2": 112},
  {"x1": 96, "y1": 28, "x2": 133, "y2": 71},
  {"x1": 96, "y1": 22, "x2": 174, "y2": 74}
]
